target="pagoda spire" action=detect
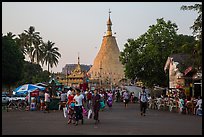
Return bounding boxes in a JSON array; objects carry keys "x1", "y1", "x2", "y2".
[
  {"x1": 106, "y1": 9, "x2": 112, "y2": 36},
  {"x1": 73, "y1": 52, "x2": 82, "y2": 73},
  {"x1": 77, "y1": 52, "x2": 80, "y2": 65}
]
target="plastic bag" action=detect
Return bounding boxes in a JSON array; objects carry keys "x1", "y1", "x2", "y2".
[
  {"x1": 82, "y1": 106, "x2": 88, "y2": 117},
  {"x1": 63, "y1": 107, "x2": 68, "y2": 118},
  {"x1": 100, "y1": 101, "x2": 105, "y2": 109},
  {"x1": 88, "y1": 109, "x2": 92, "y2": 119}
]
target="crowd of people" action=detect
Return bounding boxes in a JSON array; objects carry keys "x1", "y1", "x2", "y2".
[
  {"x1": 57, "y1": 87, "x2": 139, "y2": 126},
  {"x1": 57, "y1": 87, "x2": 119, "y2": 126},
  {"x1": 147, "y1": 92, "x2": 202, "y2": 116},
  {"x1": 24, "y1": 85, "x2": 202, "y2": 127}
]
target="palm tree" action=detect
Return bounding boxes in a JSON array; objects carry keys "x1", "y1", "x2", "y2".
[
  {"x1": 32, "y1": 39, "x2": 43, "y2": 64},
  {"x1": 41, "y1": 40, "x2": 61, "y2": 73},
  {"x1": 24, "y1": 26, "x2": 41, "y2": 63},
  {"x1": 16, "y1": 33, "x2": 28, "y2": 55},
  {"x1": 6, "y1": 32, "x2": 16, "y2": 39}
]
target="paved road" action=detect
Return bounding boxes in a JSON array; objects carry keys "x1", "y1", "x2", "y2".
[{"x1": 2, "y1": 102, "x2": 202, "y2": 135}]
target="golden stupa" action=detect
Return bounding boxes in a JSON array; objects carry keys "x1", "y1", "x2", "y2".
[{"x1": 88, "y1": 10, "x2": 125, "y2": 88}]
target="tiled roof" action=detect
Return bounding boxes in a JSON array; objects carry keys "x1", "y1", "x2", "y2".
[
  {"x1": 170, "y1": 53, "x2": 193, "y2": 73},
  {"x1": 170, "y1": 53, "x2": 191, "y2": 63}
]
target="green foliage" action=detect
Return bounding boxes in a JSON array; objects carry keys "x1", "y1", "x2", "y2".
[
  {"x1": 120, "y1": 18, "x2": 196, "y2": 88},
  {"x1": 3, "y1": 26, "x2": 61, "y2": 90},
  {"x1": 2, "y1": 36, "x2": 25, "y2": 86},
  {"x1": 181, "y1": 3, "x2": 202, "y2": 70},
  {"x1": 181, "y1": 3, "x2": 202, "y2": 40},
  {"x1": 14, "y1": 26, "x2": 61, "y2": 72},
  {"x1": 24, "y1": 26, "x2": 42, "y2": 63},
  {"x1": 174, "y1": 34, "x2": 196, "y2": 54},
  {"x1": 41, "y1": 40, "x2": 61, "y2": 72},
  {"x1": 17, "y1": 61, "x2": 50, "y2": 85}
]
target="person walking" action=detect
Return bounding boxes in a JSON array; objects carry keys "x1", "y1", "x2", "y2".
[
  {"x1": 67, "y1": 89, "x2": 76, "y2": 124},
  {"x1": 107, "y1": 90, "x2": 113, "y2": 108},
  {"x1": 123, "y1": 90, "x2": 129, "y2": 108},
  {"x1": 139, "y1": 86, "x2": 148, "y2": 116},
  {"x1": 73, "y1": 88, "x2": 84, "y2": 126},
  {"x1": 59, "y1": 90, "x2": 67, "y2": 110},
  {"x1": 86, "y1": 90, "x2": 93, "y2": 110},
  {"x1": 116, "y1": 90, "x2": 121, "y2": 102},
  {"x1": 44, "y1": 89, "x2": 51, "y2": 113},
  {"x1": 92, "y1": 89, "x2": 101, "y2": 125}
]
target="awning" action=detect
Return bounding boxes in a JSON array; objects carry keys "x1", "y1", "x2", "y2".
[{"x1": 49, "y1": 78, "x2": 61, "y2": 86}]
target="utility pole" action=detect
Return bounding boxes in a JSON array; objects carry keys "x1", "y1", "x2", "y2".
[
  {"x1": 66, "y1": 66, "x2": 69, "y2": 86},
  {"x1": 110, "y1": 72, "x2": 112, "y2": 91}
]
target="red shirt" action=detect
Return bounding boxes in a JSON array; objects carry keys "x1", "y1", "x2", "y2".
[{"x1": 68, "y1": 94, "x2": 74, "y2": 105}]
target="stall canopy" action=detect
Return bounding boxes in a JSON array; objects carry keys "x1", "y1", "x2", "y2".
[
  {"x1": 49, "y1": 78, "x2": 61, "y2": 86},
  {"x1": 13, "y1": 84, "x2": 45, "y2": 96},
  {"x1": 35, "y1": 83, "x2": 48, "y2": 87},
  {"x1": 123, "y1": 86, "x2": 150, "y2": 98}
]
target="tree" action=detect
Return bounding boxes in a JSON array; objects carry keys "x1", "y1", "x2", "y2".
[
  {"x1": 181, "y1": 3, "x2": 202, "y2": 70},
  {"x1": 35, "y1": 70, "x2": 50, "y2": 83},
  {"x1": 41, "y1": 40, "x2": 61, "y2": 73},
  {"x1": 32, "y1": 40, "x2": 44, "y2": 64},
  {"x1": 181, "y1": 3, "x2": 202, "y2": 40},
  {"x1": 6, "y1": 32, "x2": 16, "y2": 39},
  {"x1": 174, "y1": 34, "x2": 196, "y2": 54},
  {"x1": 16, "y1": 61, "x2": 50, "y2": 85},
  {"x1": 2, "y1": 35, "x2": 25, "y2": 94},
  {"x1": 24, "y1": 26, "x2": 42, "y2": 63},
  {"x1": 16, "y1": 33, "x2": 28, "y2": 55},
  {"x1": 120, "y1": 18, "x2": 195, "y2": 88}
]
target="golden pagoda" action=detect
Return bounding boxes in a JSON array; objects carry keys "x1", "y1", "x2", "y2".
[
  {"x1": 88, "y1": 10, "x2": 125, "y2": 89},
  {"x1": 67, "y1": 55, "x2": 85, "y2": 88}
]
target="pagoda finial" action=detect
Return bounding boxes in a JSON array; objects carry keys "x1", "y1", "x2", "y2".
[
  {"x1": 78, "y1": 52, "x2": 80, "y2": 65},
  {"x1": 106, "y1": 9, "x2": 112, "y2": 36},
  {"x1": 109, "y1": 8, "x2": 111, "y2": 18}
]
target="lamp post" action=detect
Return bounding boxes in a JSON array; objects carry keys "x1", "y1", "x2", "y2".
[
  {"x1": 110, "y1": 72, "x2": 112, "y2": 91},
  {"x1": 66, "y1": 67, "x2": 69, "y2": 86}
]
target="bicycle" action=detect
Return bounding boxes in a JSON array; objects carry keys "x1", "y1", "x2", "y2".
[
  {"x1": 17, "y1": 100, "x2": 27, "y2": 111},
  {"x1": 7, "y1": 99, "x2": 27, "y2": 112},
  {"x1": 7, "y1": 100, "x2": 19, "y2": 112}
]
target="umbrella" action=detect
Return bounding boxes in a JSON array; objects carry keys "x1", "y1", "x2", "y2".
[
  {"x1": 35, "y1": 83, "x2": 48, "y2": 87},
  {"x1": 13, "y1": 84, "x2": 45, "y2": 95}
]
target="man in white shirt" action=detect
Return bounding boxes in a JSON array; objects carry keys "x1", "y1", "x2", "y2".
[
  {"x1": 44, "y1": 90, "x2": 50, "y2": 113},
  {"x1": 73, "y1": 88, "x2": 84, "y2": 126},
  {"x1": 123, "y1": 90, "x2": 129, "y2": 108},
  {"x1": 139, "y1": 86, "x2": 148, "y2": 116},
  {"x1": 59, "y1": 91, "x2": 67, "y2": 110}
]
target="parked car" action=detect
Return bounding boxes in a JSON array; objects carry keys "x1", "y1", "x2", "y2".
[
  {"x1": 9, "y1": 95, "x2": 26, "y2": 102},
  {"x1": 2, "y1": 94, "x2": 10, "y2": 104}
]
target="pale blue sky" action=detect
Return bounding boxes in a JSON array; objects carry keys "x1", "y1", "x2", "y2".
[{"x1": 2, "y1": 2, "x2": 199, "y2": 73}]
